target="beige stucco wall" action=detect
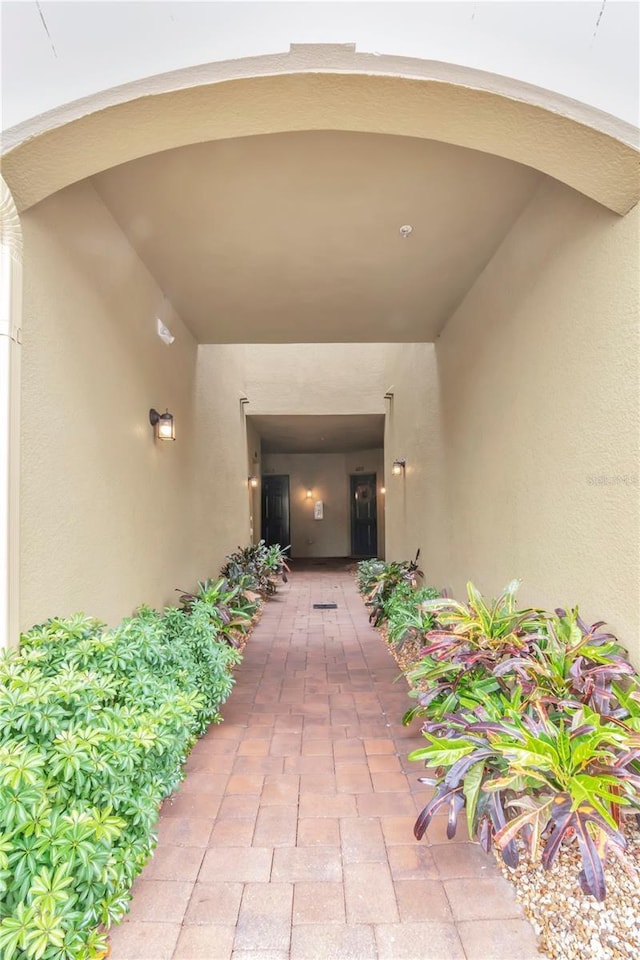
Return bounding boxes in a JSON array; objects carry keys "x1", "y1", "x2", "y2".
[
  {"x1": 239, "y1": 344, "x2": 387, "y2": 415},
  {"x1": 386, "y1": 178, "x2": 639, "y2": 660},
  {"x1": 383, "y1": 343, "x2": 450, "y2": 588},
  {"x1": 439, "y1": 178, "x2": 639, "y2": 654},
  {"x1": 19, "y1": 183, "x2": 251, "y2": 630},
  {"x1": 262, "y1": 449, "x2": 384, "y2": 558},
  {"x1": 191, "y1": 345, "x2": 254, "y2": 573}
]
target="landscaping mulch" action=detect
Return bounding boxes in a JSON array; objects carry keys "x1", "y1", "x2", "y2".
[{"x1": 376, "y1": 617, "x2": 640, "y2": 960}]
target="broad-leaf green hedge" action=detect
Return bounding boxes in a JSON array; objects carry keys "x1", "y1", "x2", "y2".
[{"x1": 0, "y1": 542, "x2": 291, "y2": 960}]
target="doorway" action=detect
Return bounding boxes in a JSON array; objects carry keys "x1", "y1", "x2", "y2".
[
  {"x1": 350, "y1": 474, "x2": 378, "y2": 558},
  {"x1": 261, "y1": 475, "x2": 291, "y2": 552}
]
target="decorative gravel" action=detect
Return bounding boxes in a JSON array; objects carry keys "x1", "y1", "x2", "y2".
[
  {"x1": 495, "y1": 822, "x2": 640, "y2": 960},
  {"x1": 376, "y1": 618, "x2": 640, "y2": 960}
]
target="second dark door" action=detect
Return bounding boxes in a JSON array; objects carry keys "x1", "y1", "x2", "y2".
[{"x1": 350, "y1": 473, "x2": 378, "y2": 558}]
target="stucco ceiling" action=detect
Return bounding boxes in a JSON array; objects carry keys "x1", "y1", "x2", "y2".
[
  {"x1": 249, "y1": 414, "x2": 384, "y2": 454},
  {"x1": 92, "y1": 130, "x2": 540, "y2": 344}
]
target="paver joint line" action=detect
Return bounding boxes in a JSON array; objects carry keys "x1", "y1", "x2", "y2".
[{"x1": 108, "y1": 563, "x2": 537, "y2": 960}]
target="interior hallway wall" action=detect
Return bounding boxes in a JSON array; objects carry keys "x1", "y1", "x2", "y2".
[
  {"x1": 262, "y1": 449, "x2": 384, "y2": 558},
  {"x1": 19, "y1": 181, "x2": 203, "y2": 628},
  {"x1": 437, "y1": 179, "x2": 639, "y2": 659}
]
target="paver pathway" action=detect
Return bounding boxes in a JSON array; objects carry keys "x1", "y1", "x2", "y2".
[{"x1": 110, "y1": 563, "x2": 540, "y2": 960}]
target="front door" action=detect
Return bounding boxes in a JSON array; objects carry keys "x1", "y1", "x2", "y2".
[
  {"x1": 261, "y1": 475, "x2": 290, "y2": 551},
  {"x1": 350, "y1": 474, "x2": 377, "y2": 558}
]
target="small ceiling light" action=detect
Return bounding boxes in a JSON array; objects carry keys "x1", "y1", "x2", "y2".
[
  {"x1": 149, "y1": 408, "x2": 175, "y2": 441},
  {"x1": 248, "y1": 475, "x2": 259, "y2": 489},
  {"x1": 391, "y1": 458, "x2": 406, "y2": 476},
  {"x1": 399, "y1": 225, "x2": 413, "y2": 239}
]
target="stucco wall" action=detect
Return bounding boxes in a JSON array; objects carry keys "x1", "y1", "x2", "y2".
[
  {"x1": 388, "y1": 178, "x2": 639, "y2": 659},
  {"x1": 383, "y1": 343, "x2": 449, "y2": 587},
  {"x1": 239, "y1": 344, "x2": 387, "y2": 415},
  {"x1": 191, "y1": 345, "x2": 254, "y2": 574},
  {"x1": 19, "y1": 184, "x2": 252, "y2": 630},
  {"x1": 262, "y1": 449, "x2": 384, "y2": 558}
]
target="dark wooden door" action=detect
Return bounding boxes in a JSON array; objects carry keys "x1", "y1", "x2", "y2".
[
  {"x1": 350, "y1": 474, "x2": 377, "y2": 558},
  {"x1": 261, "y1": 475, "x2": 290, "y2": 551}
]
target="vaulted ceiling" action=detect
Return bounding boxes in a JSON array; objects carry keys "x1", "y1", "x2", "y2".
[{"x1": 92, "y1": 130, "x2": 541, "y2": 344}]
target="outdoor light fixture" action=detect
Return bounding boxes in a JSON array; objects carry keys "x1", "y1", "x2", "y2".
[
  {"x1": 380, "y1": 486, "x2": 386, "y2": 495},
  {"x1": 149, "y1": 408, "x2": 175, "y2": 441},
  {"x1": 306, "y1": 489, "x2": 313, "y2": 499},
  {"x1": 156, "y1": 317, "x2": 175, "y2": 345},
  {"x1": 391, "y1": 458, "x2": 406, "y2": 476},
  {"x1": 248, "y1": 476, "x2": 259, "y2": 489}
]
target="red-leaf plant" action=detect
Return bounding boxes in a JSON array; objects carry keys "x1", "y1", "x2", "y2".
[
  {"x1": 410, "y1": 698, "x2": 640, "y2": 900},
  {"x1": 492, "y1": 608, "x2": 638, "y2": 717}
]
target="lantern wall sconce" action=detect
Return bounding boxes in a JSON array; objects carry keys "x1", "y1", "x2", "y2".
[
  {"x1": 391, "y1": 458, "x2": 406, "y2": 476},
  {"x1": 380, "y1": 486, "x2": 386, "y2": 495},
  {"x1": 306, "y1": 489, "x2": 313, "y2": 499},
  {"x1": 149, "y1": 408, "x2": 175, "y2": 441},
  {"x1": 248, "y1": 475, "x2": 259, "y2": 489}
]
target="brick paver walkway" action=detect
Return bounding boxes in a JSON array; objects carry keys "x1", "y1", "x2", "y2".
[{"x1": 109, "y1": 564, "x2": 540, "y2": 960}]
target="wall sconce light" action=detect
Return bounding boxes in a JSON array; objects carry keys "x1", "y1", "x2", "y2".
[
  {"x1": 248, "y1": 475, "x2": 259, "y2": 489},
  {"x1": 306, "y1": 489, "x2": 313, "y2": 499},
  {"x1": 149, "y1": 408, "x2": 175, "y2": 441},
  {"x1": 391, "y1": 458, "x2": 406, "y2": 476},
  {"x1": 156, "y1": 317, "x2": 175, "y2": 345},
  {"x1": 380, "y1": 486, "x2": 386, "y2": 495}
]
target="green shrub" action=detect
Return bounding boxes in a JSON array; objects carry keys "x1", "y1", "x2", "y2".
[
  {"x1": 356, "y1": 553, "x2": 425, "y2": 626},
  {"x1": 0, "y1": 605, "x2": 240, "y2": 960},
  {"x1": 355, "y1": 559, "x2": 387, "y2": 595},
  {"x1": 221, "y1": 541, "x2": 290, "y2": 597},
  {"x1": 384, "y1": 584, "x2": 441, "y2": 650}
]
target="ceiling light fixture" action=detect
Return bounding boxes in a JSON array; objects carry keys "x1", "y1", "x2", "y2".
[{"x1": 399, "y1": 225, "x2": 413, "y2": 239}]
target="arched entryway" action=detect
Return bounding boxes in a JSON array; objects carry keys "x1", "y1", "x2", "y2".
[{"x1": 1, "y1": 45, "x2": 638, "y2": 646}]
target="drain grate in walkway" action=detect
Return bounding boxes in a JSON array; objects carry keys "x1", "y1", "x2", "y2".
[{"x1": 312, "y1": 602, "x2": 338, "y2": 609}]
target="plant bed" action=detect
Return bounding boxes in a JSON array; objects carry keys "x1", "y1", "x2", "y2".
[
  {"x1": 357, "y1": 562, "x2": 640, "y2": 960},
  {"x1": 0, "y1": 543, "x2": 289, "y2": 960}
]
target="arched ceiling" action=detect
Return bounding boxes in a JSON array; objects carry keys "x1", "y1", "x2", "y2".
[
  {"x1": 90, "y1": 130, "x2": 540, "y2": 344},
  {"x1": 2, "y1": 53, "x2": 639, "y2": 214}
]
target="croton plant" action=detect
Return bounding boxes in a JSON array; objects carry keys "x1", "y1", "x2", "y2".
[{"x1": 358, "y1": 568, "x2": 640, "y2": 900}]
